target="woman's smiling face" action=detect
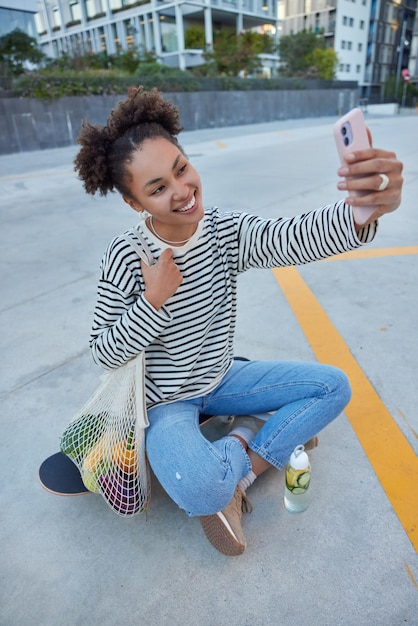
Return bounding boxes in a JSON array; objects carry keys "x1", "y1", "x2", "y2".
[{"x1": 123, "y1": 137, "x2": 204, "y2": 241}]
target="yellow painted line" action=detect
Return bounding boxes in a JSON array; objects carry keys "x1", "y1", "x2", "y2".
[
  {"x1": 215, "y1": 140, "x2": 227, "y2": 149},
  {"x1": 272, "y1": 265, "x2": 418, "y2": 553},
  {"x1": 0, "y1": 170, "x2": 74, "y2": 182},
  {"x1": 397, "y1": 408, "x2": 418, "y2": 440},
  {"x1": 404, "y1": 560, "x2": 418, "y2": 590},
  {"x1": 324, "y1": 246, "x2": 418, "y2": 261}
]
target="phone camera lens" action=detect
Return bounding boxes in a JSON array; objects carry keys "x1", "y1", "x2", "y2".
[
  {"x1": 341, "y1": 126, "x2": 347, "y2": 136},
  {"x1": 344, "y1": 137, "x2": 349, "y2": 146}
]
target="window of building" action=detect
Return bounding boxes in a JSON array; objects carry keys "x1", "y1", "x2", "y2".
[
  {"x1": 86, "y1": 0, "x2": 94, "y2": 18},
  {"x1": 358, "y1": 42, "x2": 362, "y2": 51},
  {"x1": 69, "y1": 32, "x2": 84, "y2": 54},
  {"x1": 341, "y1": 40, "x2": 346, "y2": 48},
  {"x1": 70, "y1": 1, "x2": 81, "y2": 22},
  {"x1": 160, "y1": 16, "x2": 178, "y2": 53},
  {"x1": 124, "y1": 19, "x2": 136, "y2": 50},
  {"x1": 360, "y1": 20, "x2": 364, "y2": 29},
  {"x1": 98, "y1": 25, "x2": 107, "y2": 52},
  {"x1": 52, "y1": 7, "x2": 61, "y2": 28},
  {"x1": 84, "y1": 31, "x2": 93, "y2": 54},
  {"x1": 111, "y1": 22, "x2": 121, "y2": 52},
  {"x1": 0, "y1": 6, "x2": 37, "y2": 38},
  {"x1": 347, "y1": 41, "x2": 352, "y2": 50},
  {"x1": 86, "y1": 0, "x2": 104, "y2": 19}
]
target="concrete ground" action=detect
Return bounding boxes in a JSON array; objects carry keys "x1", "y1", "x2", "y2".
[{"x1": 0, "y1": 111, "x2": 417, "y2": 626}]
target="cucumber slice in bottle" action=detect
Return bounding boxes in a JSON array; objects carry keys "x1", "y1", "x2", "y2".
[
  {"x1": 297, "y1": 472, "x2": 311, "y2": 488},
  {"x1": 291, "y1": 487, "x2": 306, "y2": 494}
]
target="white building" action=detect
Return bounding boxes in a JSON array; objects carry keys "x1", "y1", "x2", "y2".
[
  {"x1": 34, "y1": 0, "x2": 280, "y2": 73},
  {"x1": 279, "y1": 0, "x2": 417, "y2": 97},
  {"x1": 280, "y1": 0, "x2": 370, "y2": 85}
]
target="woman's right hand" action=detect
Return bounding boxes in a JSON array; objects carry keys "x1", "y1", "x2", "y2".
[{"x1": 141, "y1": 248, "x2": 183, "y2": 310}]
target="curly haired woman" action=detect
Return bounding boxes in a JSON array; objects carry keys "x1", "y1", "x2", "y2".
[{"x1": 74, "y1": 87, "x2": 403, "y2": 556}]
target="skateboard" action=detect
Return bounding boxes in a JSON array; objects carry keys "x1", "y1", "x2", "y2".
[
  {"x1": 38, "y1": 413, "x2": 236, "y2": 497},
  {"x1": 39, "y1": 452, "x2": 90, "y2": 496}
]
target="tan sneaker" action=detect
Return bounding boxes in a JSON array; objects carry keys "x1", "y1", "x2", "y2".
[
  {"x1": 304, "y1": 436, "x2": 319, "y2": 450},
  {"x1": 199, "y1": 485, "x2": 253, "y2": 556}
]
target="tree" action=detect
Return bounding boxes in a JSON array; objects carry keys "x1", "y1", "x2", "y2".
[
  {"x1": 278, "y1": 29, "x2": 334, "y2": 78},
  {"x1": 305, "y1": 48, "x2": 338, "y2": 80},
  {"x1": 0, "y1": 29, "x2": 45, "y2": 76},
  {"x1": 203, "y1": 29, "x2": 275, "y2": 76},
  {"x1": 185, "y1": 25, "x2": 206, "y2": 50}
]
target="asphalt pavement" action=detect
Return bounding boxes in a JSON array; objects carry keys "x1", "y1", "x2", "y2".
[{"x1": 0, "y1": 111, "x2": 417, "y2": 625}]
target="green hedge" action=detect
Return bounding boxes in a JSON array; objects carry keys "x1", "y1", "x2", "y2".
[
  {"x1": 10, "y1": 69, "x2": 354, "y2": 100},
  {"x1": 11, "y1": 70, "x2": 200, "y2": 99}
]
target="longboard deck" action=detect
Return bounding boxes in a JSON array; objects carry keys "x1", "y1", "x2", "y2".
[{"x1": 39, "y1": 452, "x2": 89, "y2": 496}]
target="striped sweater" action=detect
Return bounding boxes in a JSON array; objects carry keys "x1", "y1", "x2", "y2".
[{"x1": 90, "y1": 203, "x2": 376, "y2": 407}]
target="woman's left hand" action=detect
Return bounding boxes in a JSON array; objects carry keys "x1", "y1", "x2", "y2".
[{"x1": 337, "y1": 134, "x2": 404, "y2": 226}]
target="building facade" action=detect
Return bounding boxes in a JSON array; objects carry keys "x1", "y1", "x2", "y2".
[
  {"x1": 280, "y1": 0, "x2": 417, "y2": 98},
  {"x1": 0, "y1": 0, "x2": 38, "y2": 38},
  {"x1": 34, "y1": 0, "x2": 280, "y2": 73},
  {"x1": 364, "y1": 0, "x2": 416, "y2": 97},
  {"x1": 279, "y1": 0, "x2": 370, "y2": 84},
  {"x1": 4, "y1": 0, "x2": 415, "y2": 95}
]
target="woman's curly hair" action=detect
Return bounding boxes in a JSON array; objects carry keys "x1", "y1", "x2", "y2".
[{"x1": 74, "y1": 86, "x2": 183, "y2": 199}]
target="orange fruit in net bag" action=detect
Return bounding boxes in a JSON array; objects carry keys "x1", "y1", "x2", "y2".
[
  {"x1": 112, "y1": 440, "x2": 137, "y2": 474},
  {"x1": 83, "y1": 435, "x2": 107, "y2": 472}
]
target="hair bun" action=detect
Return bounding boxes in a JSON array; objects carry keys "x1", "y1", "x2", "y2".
[{"x1": 106, "y1": 86, "x2": 182, "y2": 140}]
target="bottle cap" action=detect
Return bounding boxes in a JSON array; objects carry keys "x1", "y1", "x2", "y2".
[{"x1": 289, "y1": 445, "x2": 309, "y2": 470}]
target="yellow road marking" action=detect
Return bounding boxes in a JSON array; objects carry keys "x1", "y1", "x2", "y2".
[
  {"x1": 215, "y1": 140, "x2": 227, "y2": 149},
  {"x1": 397, "y1": 408, "x2": 418, "y2": 440},
  {"x1": 0, "y1": 170, "x2": 74, "y2": 182},
  {"x1": 404, "y1": 560, "x2": 418, "y2": 589},
  {"x1": 324, "y1": 246, "x2": 418, "y2": 261},
  {"x1": 272, "y1": 262, "x2": 418, "y2": 553}
]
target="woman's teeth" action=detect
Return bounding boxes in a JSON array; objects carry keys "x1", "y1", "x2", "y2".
[{"x1": 176, "y1": 197, "x2": 195, "y2": 212}]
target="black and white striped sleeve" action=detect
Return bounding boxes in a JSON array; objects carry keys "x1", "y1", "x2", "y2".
[{"x1": 236, "y1": 201, "x2": 377, "y2": 271}]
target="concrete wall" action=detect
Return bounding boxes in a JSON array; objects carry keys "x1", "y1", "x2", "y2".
[
  {"x1": 366, "y1": 103, "x2": 399, "y2": 115},
  {"x1": 0, "y1": 88, "x2": 359, "y2": 155}
]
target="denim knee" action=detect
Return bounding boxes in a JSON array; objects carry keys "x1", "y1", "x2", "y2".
[
  {"x1": 327, "y1": 365, "x2": 352, "y2": 411},
  {"x1": 147, "y1": 431, "x2": 250, "y2": 517}
]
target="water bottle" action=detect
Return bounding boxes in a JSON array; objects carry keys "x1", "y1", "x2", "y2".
[{"x1": 284, "y1": 445, "x2": 311, "y2": 513}]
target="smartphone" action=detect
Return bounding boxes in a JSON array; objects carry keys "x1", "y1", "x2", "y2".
[{"x1": 333, "y1": 108, "x2": 375, "y2": 225}]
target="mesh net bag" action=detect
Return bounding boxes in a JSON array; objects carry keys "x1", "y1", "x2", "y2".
[{"x1": 60, "y1": 354, "x2": 150, "y2": 517}]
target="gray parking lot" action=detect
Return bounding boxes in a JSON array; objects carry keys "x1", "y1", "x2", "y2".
[{"x1": 1, "y1": 112, "x2": 417, "y2": 625}]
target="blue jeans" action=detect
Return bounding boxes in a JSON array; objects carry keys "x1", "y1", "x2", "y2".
[{"x1": 146, "y1": 359, "x2": 351, "y2": 517}]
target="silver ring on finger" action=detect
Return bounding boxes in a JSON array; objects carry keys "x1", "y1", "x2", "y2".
[{"x1": 377, "y1": 173, "x2": 389, "y2": 191}]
